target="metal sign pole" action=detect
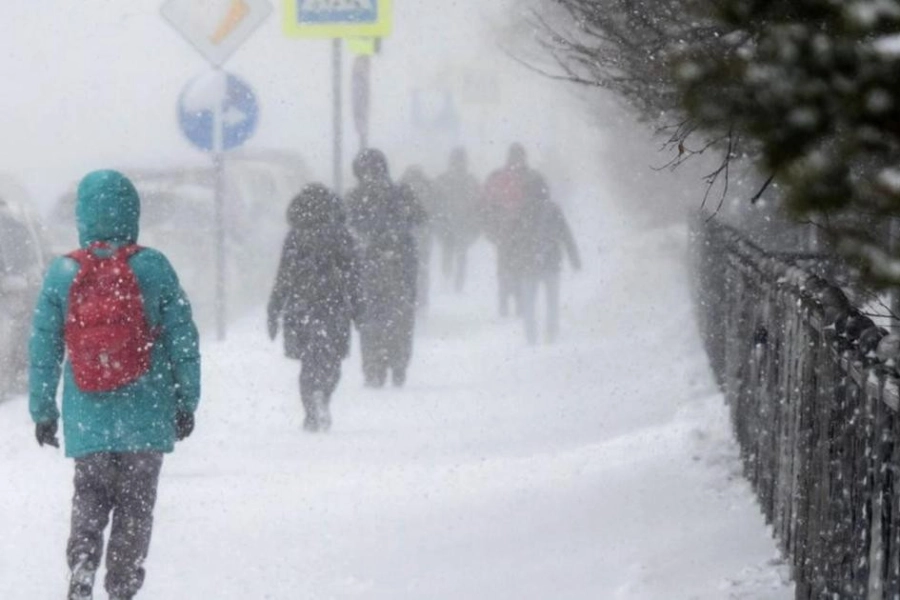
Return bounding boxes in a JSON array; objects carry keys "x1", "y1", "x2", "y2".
[
  {"x1": 352, "y1": 55, "x2": 371, "y2": 151},
  {"x1": 164, "y1": 3, "x2": 269, "y2": 343},
  {"x1": 333, "y1": 38, "x2": 343, "y2": 195},
  {"x1": 214, "y1": 154, "x2": 227, "y2": 341},
  {"x1": 212, "y1": 82, "x2": 227, "y2": 341}
]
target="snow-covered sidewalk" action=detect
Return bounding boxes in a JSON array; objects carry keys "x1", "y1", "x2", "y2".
[{"x1": 0, "y1": 201, "x2": 793, "y2": 598}]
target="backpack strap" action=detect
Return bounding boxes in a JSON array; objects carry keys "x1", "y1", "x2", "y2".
[{"x1": 66, "y1": 248, "x2": 91, "y2": 264}]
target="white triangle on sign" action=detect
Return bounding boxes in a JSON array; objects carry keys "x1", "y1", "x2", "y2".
[{"x1": 162, "y1": 0, "x2": 272, "y2": 67}]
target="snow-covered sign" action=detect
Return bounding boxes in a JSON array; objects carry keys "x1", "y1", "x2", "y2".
[
  {"x1": 282, "y1": 0, "x2": 392, "y2": 39},
  {"x1": 178, "y1": 71, "x2": 259, "y2": 152},
  {"x1": 162, "y1": 0, "x2": 273, "y2": 66}
]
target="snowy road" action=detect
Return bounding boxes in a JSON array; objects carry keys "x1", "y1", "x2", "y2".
[{"x1": 0, "y1": 198, "x2": 792, "y2": 598}]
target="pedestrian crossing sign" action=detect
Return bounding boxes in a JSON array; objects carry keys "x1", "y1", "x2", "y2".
[{"x1": 282, "y1": 0, "x2": 392, "y2": 38}]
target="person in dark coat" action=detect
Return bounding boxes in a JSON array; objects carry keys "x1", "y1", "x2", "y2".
[
  {"x1": 400, "y1": 166, "x2": 437, "y2": 311},
  {"x1": 268, "y1": 183, "x2": 363, "y2": 431},
  {"x1": 433, "y1": 147, "x2": 481, "y2": 292},
  {"x1": 345, "y1": 149, "x2": 424, "y2": 388},
  {"x1": 511, "y1": 181, "x2": 581, "y2": 344},
  {"x1": 482, "y1": 143, "x2": 549, "y2": 317}
]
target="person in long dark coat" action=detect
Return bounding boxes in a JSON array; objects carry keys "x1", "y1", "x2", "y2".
[
  {"x1": 345, "y1": 149, "x2": 424, "y2": 388},
  {"x1": 400, "y1": 165, "x2": 437, "y2": 311},
  {"x1": 433, "y1": 147, "x2": 481, "y2": 292},
  {"x1": 482, "y1": 143, "x2": 549, "y2": 317},
  {"x1": 268, "y1": 183, "x2": 363, "y2": 431},
  {"x1": 510, "y1": 181, "x2": 581, "y2": 344}
]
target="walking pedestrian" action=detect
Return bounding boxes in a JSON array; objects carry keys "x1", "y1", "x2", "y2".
[
  {"x1": 268, "y1": 183, "x2": 363, "y2": 431},
  {"x1": 511, "y1": 180, "x2": 581, "y2": 344},
  {"x1": 345, "y1": 149, "x2": 424, "y2": 387},
  {"x1": 400, "y1": 166, "x2": 437, "y2": 311},
  {"x1": 29, "y1": 170, "x2": 201, "y2": 600},
  {"x1": 433, "y1": 147, "x2": 481, "y2": 292},
  {"x1": 482, "y1": 143, "x2": 549, "y2": 317}
]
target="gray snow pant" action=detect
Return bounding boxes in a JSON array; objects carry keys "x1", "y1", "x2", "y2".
[
  {"x1": 67, "y1": 452, "x2": 163, "y2": 599},
  {"x1": 299, "y1": 347, "x2": 343, "y2": 416},
  {"x1": 496, "y1": 244, "x2": 520, "y2": 317},
  {"x1": 359, "y1": 303, "x2": 416, "y2": 384},
  {"x1": 519, "y1": 271, "x2": 561, "y2": 345}
]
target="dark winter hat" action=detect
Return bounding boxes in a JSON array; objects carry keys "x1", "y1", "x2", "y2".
[
  {"x1": 352, "y1": 148, "x2": 390, "y2": 182},
  {"x1": 287, "y1": 183, "x2": 343, "y2": 229}
]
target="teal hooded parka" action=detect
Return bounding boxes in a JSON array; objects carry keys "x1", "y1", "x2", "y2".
[{"x1": 29, "y1": 170, "x2": 201, "y2": 458}]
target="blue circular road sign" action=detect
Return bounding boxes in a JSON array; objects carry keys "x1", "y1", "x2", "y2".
[{"x1": 179, "y1": 72, "x2": 259, "y2": 152}]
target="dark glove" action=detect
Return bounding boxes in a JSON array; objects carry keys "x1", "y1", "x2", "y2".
[
  {"x1": 267, "y1": 311, "x2": 278, "y2": 340},
  {"x1": 35, "y1": 421, "x2": 59, "y2": 448},
  {"x1": 175, "y1": 410, "x2": 195, "y2": 441}
]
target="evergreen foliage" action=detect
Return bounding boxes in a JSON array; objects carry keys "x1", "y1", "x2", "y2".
[{"x1": 538, "y1": 0, "x2": 900, "y2": 286}]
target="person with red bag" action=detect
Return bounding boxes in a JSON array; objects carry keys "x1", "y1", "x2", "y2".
[
  {"x1": 29, "y1": 170, "x2": 201, "y2": 600},
  {"x1": 482, "y1": 143, "x2": 548, "y2": 317}
]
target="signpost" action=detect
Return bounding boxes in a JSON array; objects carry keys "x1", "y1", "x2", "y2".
[
  {"x1": 283, "y1": 0, "x2": 392, "y2": 193},
  {"x1": 352, "y1": 56, "x2": 371, "y2": 150},
  {"x1": 179, "y1": 72, "x2": 260, "y2": 152},
  {"x1": 162, "y1": 0, "x2": 270, "y2": 340}
]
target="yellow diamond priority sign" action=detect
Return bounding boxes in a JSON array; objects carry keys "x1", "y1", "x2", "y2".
[
  {"x1": 282, "y1": 0, "x2": 393, "y2": 39},
  {"x1": 162, "y1": 0, "x2": 273, "y2": 66}
]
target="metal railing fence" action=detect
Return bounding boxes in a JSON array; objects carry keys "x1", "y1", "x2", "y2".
[{"x1": 691, "y1": 215, "x2": 900, "y2": 599}]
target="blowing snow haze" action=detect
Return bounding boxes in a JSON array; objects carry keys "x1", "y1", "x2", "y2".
[
  {"x1": 0, "y1": 0, "x2": 599, "y2": 207},
  {"x1": 0, "y1": 2, "x2": 801, "y2": 599}
]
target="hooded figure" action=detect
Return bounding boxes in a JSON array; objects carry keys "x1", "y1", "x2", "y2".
[
  {"x1": 29, "y1": 170, "x2": 200, "y2": 600},
  {"x1": 433, "y1": 147, "x2": 481, "y2": 292},
  {"x1": 268, "y1": 183, "x2": 363, "y2": 431},
  {"x1": 400, "y1": 165, "x2": 436, "y2": 310},
  {"x1": 510, "y1": 183, "x2": 581, "y2": 344},
  {"x1": 345, "y1": 149, "x2": 424, "y2": 387},
  {"x1": 482, "y1": 143, "x2": 549, "y2": 317}
]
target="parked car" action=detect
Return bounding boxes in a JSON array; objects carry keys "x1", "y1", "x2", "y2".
[{"x1": 0, "y1": 188, "x2": 46, "y2": 399}]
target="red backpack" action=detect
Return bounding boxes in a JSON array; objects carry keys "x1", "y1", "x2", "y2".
[
  {"x1": 484, "y1": 169, "x2": 526, "y2": 212},
  {"x1": 64, "y1": 243, "x2": 156, "y2": 392}
]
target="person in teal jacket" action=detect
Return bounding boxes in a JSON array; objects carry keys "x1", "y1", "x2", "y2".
[{"x1": 29, "y1": 170, "x2": 201, "y2": 600}]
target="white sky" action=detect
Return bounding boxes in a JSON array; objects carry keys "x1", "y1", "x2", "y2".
[{"x1": 0, "y1": 1, "x2": 597, "y2": 211}]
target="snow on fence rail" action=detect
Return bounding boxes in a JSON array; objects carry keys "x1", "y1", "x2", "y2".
[{"x1": 691, "y1": 215, "x2": 900, "y2": 599}]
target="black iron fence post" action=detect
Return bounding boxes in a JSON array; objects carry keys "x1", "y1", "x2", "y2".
[{"x1": 690, "y1": 214, "x2": 900, "y2": 599}]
